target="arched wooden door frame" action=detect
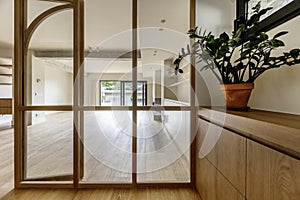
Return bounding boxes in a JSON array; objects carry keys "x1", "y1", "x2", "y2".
[{"x1": 14, "y1": 0, "x2": 83, "y2": 188}]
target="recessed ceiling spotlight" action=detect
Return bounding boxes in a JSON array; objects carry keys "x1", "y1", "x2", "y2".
[
  {"x1": 159, "y1": 28, "x2": 164, "y2": 31},
  {"x1": 161, "y1": 19, "x2": 166, "y2": 23},
  {"x1": 154, "y1": 50, "x2": 157, "y2": 53}
]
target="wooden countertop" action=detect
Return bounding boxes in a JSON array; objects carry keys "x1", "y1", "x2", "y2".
[{"x1": 198, "y1": 107, "x2": 300, "y2": 160}]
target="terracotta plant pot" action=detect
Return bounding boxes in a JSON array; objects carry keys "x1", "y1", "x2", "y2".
[{"x1": 220, "y1": 83, "x2": 254, "y2": 110}]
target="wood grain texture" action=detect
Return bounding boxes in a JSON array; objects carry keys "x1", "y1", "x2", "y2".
[
  {"x1": 0, "y1": 129, "x2": 14, "y2": 199},
  {"x1": 0, "y1": 99, "x2": 12, "y2": 107},
  {"x1": 197, "y1": 119, "x2": 246, "y2": 196},
  {"x1": 0, "y1": 98, "x2": 13, "y2": 114},
  {"x1": 196, "y1": 157, "x2": 244, "y2": 200},
  {"x1": 0, "y1": 64, "x2": 12, "y2": 68},
  {"x1": 0, "y1": 111, "x2": 190, "y2": 196},
  {"x1": 22, "y1": 112, "x2": 190, "y2": 182},
  {"x1": 247, "y1": 140, "x2": 300, "y2": 200},
  {"x1": 198, "y1": 107, "x2": 300, "y2": 160},
  {"x1": 0, "y1": 188, "x2": 201, "y2": 200}
]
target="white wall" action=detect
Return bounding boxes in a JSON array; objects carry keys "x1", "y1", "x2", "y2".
[
  {"x1": 196, "y1": 0, "x2": 235, "y2": 36},
  {"x1": 44, "y1": 65, "x2": 73, "y2": 105},
  {"x1": 31, "y1": 56, "x2": 73, "y2": 123},
  {"x1": 195, "y1": 0, "x2": 236, "y2": 106},
  {"x1": 32, "y1": 56, "x2": 73, "y2": 107},
  {"x1": 249, "y1": 15, "x2": 300, "y2": 114},
  {"x1": 0, "y1": 47, "x2": 13, "y2": 59}
]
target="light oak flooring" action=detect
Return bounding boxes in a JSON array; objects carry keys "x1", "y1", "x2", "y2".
[
  {"x1": 25, "y1": 111, "x2": 189, "y2": 182},
  {"x1": 0, "y1": 111, "x2": 193, "y2": 198},
  {"x1": 0, "y1": 128, "x2": 13, "y2": 199},
  {"x1": 0, "y1": 188, "x2": 201, "y2": 200}
]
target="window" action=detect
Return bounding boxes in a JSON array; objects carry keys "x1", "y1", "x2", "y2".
[{"x1": 100, "y1": 81, "x2": 147, "y2": 106}]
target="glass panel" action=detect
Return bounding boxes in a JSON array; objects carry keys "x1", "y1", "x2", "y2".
[
  {"x1": 137, "y1": 81, "x2": 147, "y2": 106},
  {"x1": 138, "y1": 0, "x2": 191, "y2": 106},
  {"x1": 25, "y1": 111, "x2": 73, "y2": 180},
  {"x1": 26, "y1": 9, "x2": 73, "y2": 106},
  {"x1": 123, "y1": 82, "x2": 132, "y2": 106},
  {"x1": 80, "y1": 111, "x2": 132, "y2": 183},
  {"x1": 137, "y1": 111, "x2": 190, "y2": 183},
  {"x1": 27, "y1": 0, "x2": 66, "y2": 27},
  {"x1": 100, "y1": 81, "x2": 121, "y2": 106},
  {"x1": 122, "y1": 81, "x2": 147, "y2": 106},
  {"x1": 84, "y1": 0, "x2": 132, "y2": 106},
  {"x1": 247, "y1": 0, "x2": 293, "y2": 20}
]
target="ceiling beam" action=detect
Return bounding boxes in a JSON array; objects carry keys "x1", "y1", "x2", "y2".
[{"x1": 33, "y1": 50, "x2": 141, "y2": 59}]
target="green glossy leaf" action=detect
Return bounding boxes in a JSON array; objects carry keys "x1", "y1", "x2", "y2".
[
  {"x1": 181, "y1": 48, "x2": 185, "y2": 55},
  {"x1": 259, "y1": 32, "x2": 269, "y2": 41},
  {"x1": 258, "y1": 7, "x2": 273, "y2": 17},
  {"x1": 252, "y1": 1, "x2": 261, "y2": 12},
  {"x1": 249, "y1": 62, "x2": 256, "y2": 69},
  {"x1": 273, "y1": 31, "x2": 288, "y2": 39},
  {"x1": 187, "y1": 44, "x2": 190, "y2": 54},
  {"x1": 220, "y1": 32, "x2": 229, "y2": 41},
  {"x1": 274, "y1": 39, "x2": 285, "y2": 47},
  {"x1": 236, "y1": 62, "x2": 244, "y2": 70},
  {"x1": 290, "y1": 49, "x2": 300, "y2": 59}
]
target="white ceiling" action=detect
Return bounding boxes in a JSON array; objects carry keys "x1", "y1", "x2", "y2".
[
  {"x1": 0, "y1": 0, "x2": 189, "y2": 50},
  {"x1": 0, "y1": 0, "x2": 190, "y2": 75}
]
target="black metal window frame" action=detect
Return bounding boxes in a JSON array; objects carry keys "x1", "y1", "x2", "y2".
[
  {"x1": 236, "y1": 0, "x2": 300, "y2": 32},
  {"x1": 99, "y1": 80, "x2": 147, "y2": 106}
]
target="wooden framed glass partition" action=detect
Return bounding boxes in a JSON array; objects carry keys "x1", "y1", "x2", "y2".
[{"x1": 14, "y1": 0, "x2": 196, "y2": 188}]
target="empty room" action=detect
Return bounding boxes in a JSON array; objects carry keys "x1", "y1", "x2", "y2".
[{"x1": 0, "y1": 0, "x2": 299, "y2": 199}]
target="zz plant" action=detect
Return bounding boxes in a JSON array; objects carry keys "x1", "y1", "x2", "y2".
[{"x1": 174, "y1": 2, "x2": 300, "y2": 84}]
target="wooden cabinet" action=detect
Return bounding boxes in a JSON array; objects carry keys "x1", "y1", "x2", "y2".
[
  {"x1": 196, "y1": 119, "x2": 246, "y2": 199},
  {"x1": 197, "y1": 157, "x2": 244, "y2": 200},
  {"x1": 197, "y1": 108, "x2": 300, "y2": 200},
  {"x1": 247, "y1": 140, "x2": 300, "y2": 200}
]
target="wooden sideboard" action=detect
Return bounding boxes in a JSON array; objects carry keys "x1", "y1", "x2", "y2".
[
  {"x1": 0, "y1": 98, "x2": 12, "y2": 115},
  {"x1": 196, "y1": 107, "x2": 300, "y2": 200}
]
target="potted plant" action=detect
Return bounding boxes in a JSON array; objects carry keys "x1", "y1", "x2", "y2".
[{"x1": 174, "y1": 2, "x2": 300, "y2": 110}]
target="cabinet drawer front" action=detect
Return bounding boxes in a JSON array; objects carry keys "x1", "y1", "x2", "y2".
[
  {"x1": 196, "y1": 157, "x2": 244, "y2": 200},
  {"x1": 247, "y1": 140, "x2": 300, "y2": 200},
  {"x1": 197, "y1": 119, "x2": 246, "y2": 196}
]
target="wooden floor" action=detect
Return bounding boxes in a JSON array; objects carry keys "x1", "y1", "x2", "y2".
[
  {"x1": 0, "y1": 188, "x2": 201, "y2": 200},
  {"x1": 23, "y1": 111, "x2": 190, "y2": 182},
  {"x1": 0, "y1": 111, "x2": 195, "y2": 198},
  {"x1": 0, "y1": 128, "x2": 14, "y2": 199}
]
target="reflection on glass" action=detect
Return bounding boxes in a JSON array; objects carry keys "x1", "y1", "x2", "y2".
[
  {"x1": 137, "y1": 111, "x2": 190, "y2": 183},
  {"x1": 81, "y1": 111, "x2": 132, "y2": 183},
  {"x1": 247, "y1": 0, "x2": 293, "y2": 20},
  {"x1": 25, "y1": 111, "x2": 73, "y2": 180}
]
